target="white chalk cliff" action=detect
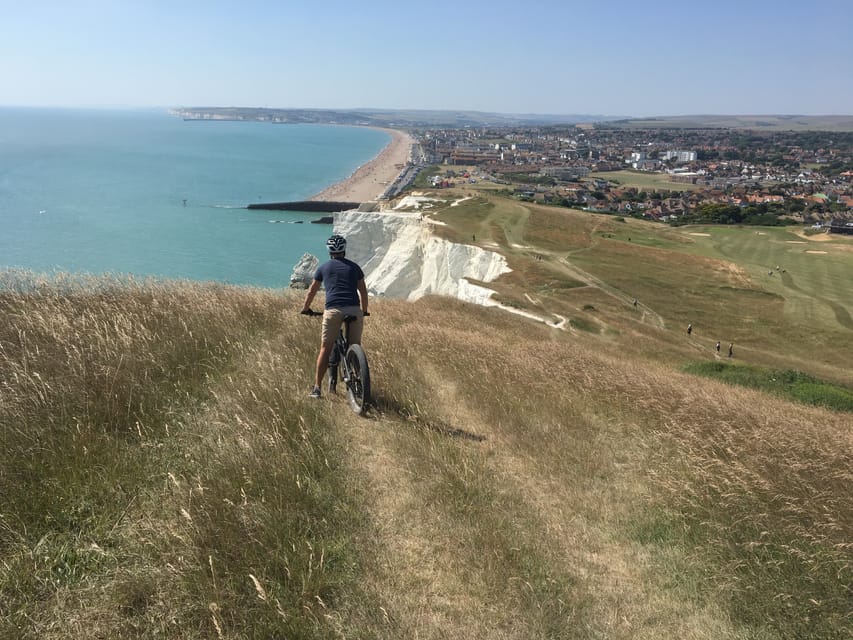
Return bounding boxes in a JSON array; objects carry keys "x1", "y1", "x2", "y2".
[{"x1": 331, "y1": 210, "x2": 511, "y2": 304}]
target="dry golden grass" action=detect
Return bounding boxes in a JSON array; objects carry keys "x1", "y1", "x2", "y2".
[{"x1": 1, "y1": 227, "x2": 851, "y2": 640}]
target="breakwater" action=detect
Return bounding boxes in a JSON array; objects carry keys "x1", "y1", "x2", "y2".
[{"x1": 247, "y1": 200, "x2": 360, "y2": 212}]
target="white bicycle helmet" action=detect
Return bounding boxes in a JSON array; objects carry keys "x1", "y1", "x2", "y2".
[{"x1": 326, "y1": 234, "x2": 347, "y2": 253}]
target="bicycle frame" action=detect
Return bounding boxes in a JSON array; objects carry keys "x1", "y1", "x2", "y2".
[
  {"x1": 304, "y1": 309, "x2": 370, "y2": 414},
  {"x1": 327, "y1": 319, "x2": 353, "y2": 393}
]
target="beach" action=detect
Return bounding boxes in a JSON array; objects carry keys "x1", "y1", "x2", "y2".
[{"x1": 310, "y1": 128, "x2": 416, "y2": 203}]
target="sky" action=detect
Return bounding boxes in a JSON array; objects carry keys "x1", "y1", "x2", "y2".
[{"x1": 2, "y1": 0, "x2": 852, "y2": 117}]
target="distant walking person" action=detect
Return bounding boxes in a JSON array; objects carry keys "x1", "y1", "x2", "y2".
[
  {"x1": 715, "y1": 341, "x2": 721, "y2": 354},
  {"x1": 687, "y1": 323, "x2": 693, "y2": 335},
  {"x1": 728, "y1": 343, "x2": 734, "y2": 358}
]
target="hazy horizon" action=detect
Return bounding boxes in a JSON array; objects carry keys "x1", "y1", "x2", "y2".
[{"x1": 3, "y1": 105, "x2": 852, "y2": 120}]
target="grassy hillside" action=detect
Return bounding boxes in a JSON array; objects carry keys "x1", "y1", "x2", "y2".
[{"x1": 1, "y1": 195, "x2": 851, "y2": 639}]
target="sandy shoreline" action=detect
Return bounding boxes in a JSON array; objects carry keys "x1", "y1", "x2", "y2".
[{"x1": 309, "y1": 128, "x2": 416, "y2": 203}]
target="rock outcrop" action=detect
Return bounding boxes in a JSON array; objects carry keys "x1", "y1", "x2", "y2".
[{"x1": 289, "y1": 253, "x2": 319, "y2": 289}]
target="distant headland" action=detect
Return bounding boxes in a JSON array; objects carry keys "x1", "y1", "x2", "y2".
[
  {"x1": 169, "y1": 108, "x2": 853, "y2": 131},
  {"x1": 168, "y1": 107, "x2": 625, "y2": 129}
]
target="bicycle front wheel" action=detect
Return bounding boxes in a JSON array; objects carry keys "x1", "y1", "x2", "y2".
[{"x1": 344, "y1": 344, "x2": 371, "y2": 415}]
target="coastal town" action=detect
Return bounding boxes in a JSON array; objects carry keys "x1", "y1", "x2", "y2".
[
  {"x1": 171, "y1": 106, "x2": 853, "y2": 231},
  {"x1": 411, "y1": 125, "x2": 853, "y2": 231}
]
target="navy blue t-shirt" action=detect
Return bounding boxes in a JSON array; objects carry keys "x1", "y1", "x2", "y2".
[{"x1": 314, "y1": 257, "x2": 364, "y2": 309}]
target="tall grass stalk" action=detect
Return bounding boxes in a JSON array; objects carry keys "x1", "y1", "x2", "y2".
[{"x1": 0, "y1": 272, "x2": 382, "y2": 638}]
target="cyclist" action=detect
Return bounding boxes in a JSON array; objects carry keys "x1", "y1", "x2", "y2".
[{"x1": 301, "y1": 234, "x2": 369, "y2": 398}]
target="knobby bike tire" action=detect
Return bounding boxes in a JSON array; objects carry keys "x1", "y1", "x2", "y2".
[{"x1": 345, "y1": 344, "x2": 370, "y2": 415}]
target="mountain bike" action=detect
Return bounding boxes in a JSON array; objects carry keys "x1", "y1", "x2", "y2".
[{"x1": 302, "y1": 309, "x2": 371, "y2": 415}]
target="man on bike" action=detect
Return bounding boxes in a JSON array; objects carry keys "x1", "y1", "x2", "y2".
[{"x1": 301, "y1": 234, "x2": 369, "y2": 398}]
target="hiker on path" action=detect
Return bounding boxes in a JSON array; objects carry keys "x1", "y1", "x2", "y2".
[
  {"x1": 687, "y1": 323, "x2": 693, "y2": 335},
  {"x1": 715, "y1": 341, "x2": 721, "y2": 354},
  {"x1": 728, "y1": 343, "x2": 734, "y2": 358}
]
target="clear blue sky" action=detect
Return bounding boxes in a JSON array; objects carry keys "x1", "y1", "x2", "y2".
[{"x1": 2, "y1": 0, "x2": 851, "y2": 117}]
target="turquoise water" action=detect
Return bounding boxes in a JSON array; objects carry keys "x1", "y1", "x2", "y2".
[{"x1": 0, "y1": 108, "x2": 389, "y2": 288}]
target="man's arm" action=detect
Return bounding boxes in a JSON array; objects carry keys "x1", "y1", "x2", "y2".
[
  {"x1": 302, "y1": 279, "x2": 322, "y2": 312},
  {"x1": 357, "y1": 278, "x2": 368, "y2": 315}
]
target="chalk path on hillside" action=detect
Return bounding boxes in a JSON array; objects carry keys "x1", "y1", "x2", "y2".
[
  {"x1": 499, "y1": 210, "x2": 666, "y2": 331},
  {"x1": 506, "y1": 235, "x2": 666, "y2": 331}
]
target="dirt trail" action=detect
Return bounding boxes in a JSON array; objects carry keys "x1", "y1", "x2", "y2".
[
  {"x1": 564, "y1": 218, "x2": 667, "y2": 329},
  {"x1": 510, "y1": 211, "x2": 665, "y2": 330},
  {"x1": 330, "y1": 400, "x2": 505, "y2": 638},
  {"x1": 559, "y1": 257, "x2": 666, "y2": 329},
  {"x1": 324, "y1": 362, "x2": 735, "y2": 639},
  {"x1": 516, "y1": 246, "x2": 666, "y2": 331}
]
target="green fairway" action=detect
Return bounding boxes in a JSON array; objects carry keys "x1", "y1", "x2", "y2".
[
  {"x1": 671, "y1": 226, "x2": 853, "y2": 331},
  {"x1": 589, "y1": 170, "x2": 702, "y2": 191}
]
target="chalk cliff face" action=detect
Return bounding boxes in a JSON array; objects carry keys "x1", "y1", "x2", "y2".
[{"x1": 332, "y1": 211, "x2": 511, "y2": 303}]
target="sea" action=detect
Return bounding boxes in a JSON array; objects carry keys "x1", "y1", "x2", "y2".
[{"x1": 0, "y1": 107, "x2": 391, "y2": 288}]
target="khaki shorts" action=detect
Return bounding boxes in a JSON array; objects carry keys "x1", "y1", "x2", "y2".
[{"x1": 321, "y1": 306, "x2": 364, "y2": 347}]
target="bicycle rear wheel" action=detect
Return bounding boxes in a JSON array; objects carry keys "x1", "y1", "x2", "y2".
[{"x1": 344, "y1": 344, "x2": 370, "y2": 414}]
